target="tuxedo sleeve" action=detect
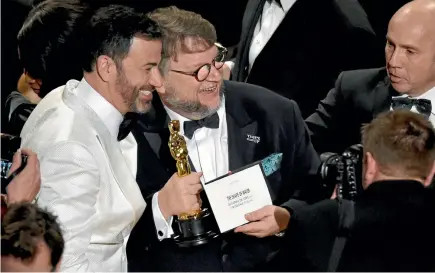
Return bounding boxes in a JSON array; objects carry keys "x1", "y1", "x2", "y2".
[
  {"x1": 305, "y1": 72, "x2": 346, "y2": 154},
  {"x1": 36, "y1": 141, "x2": 100, "y2": 272}
]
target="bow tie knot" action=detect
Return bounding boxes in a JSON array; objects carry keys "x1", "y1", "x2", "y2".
[
  {"x1": 118, "y1": 113, "x2": 138, "y2": 141},
  {"x1": 183, "y1": 112, "x2": 220, "y2": 139},
  {"x1": 391, "y1": 97, "x2": 432, "y2": 119}
]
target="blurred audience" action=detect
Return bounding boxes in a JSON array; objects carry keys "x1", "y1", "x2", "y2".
[
  {"x1": 1, "y1": 202, "x2": 64, "y2": 272},
  {"x1": 275, "y1": 110, "x2": 435, "y2": 271},
  {"x1": 306, "y1": 0, "x2": 435, "y2": 154},
  {"x1": 225, "y1": 0, "x2": 384, "y2": 117},
  {"x1": 4, "y1": 0, "x2": 90, "y2": 136}
]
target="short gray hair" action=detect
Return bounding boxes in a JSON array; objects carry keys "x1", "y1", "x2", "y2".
[{"x1": 148, "y1": 6, "x2": 217, "y2": 73}]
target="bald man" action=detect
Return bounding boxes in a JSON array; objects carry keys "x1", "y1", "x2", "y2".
[{"x1": 305, "y1": 0, "x2": 435, "y2": 154}]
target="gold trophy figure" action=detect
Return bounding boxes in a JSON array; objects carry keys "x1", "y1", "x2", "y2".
[
  {"x1": 168, "y1": 120, "x2": 218, "y2": 247},
  {"x1": 168, "y1": 121, "x2": 201, "y2": 220}
]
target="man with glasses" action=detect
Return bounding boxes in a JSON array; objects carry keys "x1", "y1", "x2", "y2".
[{"x1": 125, "y1": 6, "x2": 326, "y2": 272}]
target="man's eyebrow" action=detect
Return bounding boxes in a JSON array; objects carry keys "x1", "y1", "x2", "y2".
[
  {"x1": 144, "y1": 62, "x2": 158, "y2": 67},
  {"x1": 386, "y1": 36, "x2": 419, "y2": 51},
  {"x1": 189, "y1": 54, "x2": 220, "y2": 70}
]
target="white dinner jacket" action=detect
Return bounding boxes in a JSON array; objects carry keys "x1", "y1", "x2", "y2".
[{"x1": 20, "y1": 80, "x2": 145, "y2": 272}]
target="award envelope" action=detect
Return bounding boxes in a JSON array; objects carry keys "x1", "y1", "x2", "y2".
[{"x1": 203, "y1": 153, "x2": 283, "y2": 233}]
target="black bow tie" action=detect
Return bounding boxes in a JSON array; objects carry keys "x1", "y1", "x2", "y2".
[
  {"x1": 183, "y1": 112, "x2": 220, "y2": 139},
  {"x1": 391, "y1": 97, "x2": 432, "y2": 118},
  {"x1": 117, "y1": 113, "x2": 138, "y2": 141}
]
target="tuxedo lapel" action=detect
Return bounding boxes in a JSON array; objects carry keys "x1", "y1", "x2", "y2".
[
  {"x1": 238, "y1": 0, "x2": 267, "y2": 80},
  {"x1": 134, "y1": 97, "x2": 178, "y2": 194},
  {"x1": 251, "y1": 0, "x2": 304, "y2": 60},
  {"x1": 225, "y1": 84, "x2": 260, "y2": 171},
  {"x1": 62, "y1": 82, "x2": 145, "y2": 222}
]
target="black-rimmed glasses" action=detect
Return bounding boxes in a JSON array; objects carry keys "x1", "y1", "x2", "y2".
[{"x1": 170, "y1": 43, "x2": 228, "y2": 82}]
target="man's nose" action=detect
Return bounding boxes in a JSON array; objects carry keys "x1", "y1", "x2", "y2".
[
  {"x1": 206, "y1": 65, "x2": 222, "y2": 81},
  {"x1": 387, "y1": 49, "x2": 403, "y2": 68}
]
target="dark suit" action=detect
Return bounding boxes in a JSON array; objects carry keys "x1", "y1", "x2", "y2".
[
  {"x1": 273, "y1": 180, "x2": 435, "y2": 271},
  {"x1": 232, "y1": 0, "x2": 384, "y2": 118},
  {"x1": 127, "y1": 81, "x2": 327, "y2": 271},
  {"x1": 4, "y1": 91, "x2": 36, "y2": 136},
  {"x1": 305, "y1": 67, "x2": 397, "y2": 154}
]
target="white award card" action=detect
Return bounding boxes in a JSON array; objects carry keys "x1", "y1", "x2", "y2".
[{"x1": 203, "y1": 163, "x2": 273, "y2": 233}]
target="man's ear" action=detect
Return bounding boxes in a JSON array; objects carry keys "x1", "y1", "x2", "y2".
[
  {"x1": 424, "y1": 161, "x2": 435, "y2": 187},
  {"x1": 363, "y1": 152, "x2": 377, "y2": 189},
  {"x1": 149, "y1": 66, "x2": 165, "y2": 95},
  {"x1": 95, "y1": 55, "x2": 116, "y2": 82}
]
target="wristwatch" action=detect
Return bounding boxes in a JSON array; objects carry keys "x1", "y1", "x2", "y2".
[{"x1": 275, "y1": 230, "x2": 286, "y2": 237}]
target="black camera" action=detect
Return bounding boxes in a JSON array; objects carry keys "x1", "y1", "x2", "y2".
[
  {"x1": 1, "y1": 134, "x2": 26, "y2": 193},
  {"x1": 319, "y1": 144, "x2": 364, "y2": 200}
]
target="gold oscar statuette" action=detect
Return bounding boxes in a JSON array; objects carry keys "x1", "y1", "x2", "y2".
[{"x1": 168, "y1": 120, "x2": 202, "y2": 220}]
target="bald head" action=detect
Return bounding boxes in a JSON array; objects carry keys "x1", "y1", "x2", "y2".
[
  {"x1": 392, "y1": 0, "x2": 435, "y2": 30},
  {"x1": 385, "y1": 0, "x2": 435, "y2": 97}
]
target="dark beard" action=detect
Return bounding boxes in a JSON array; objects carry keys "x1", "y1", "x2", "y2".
[{"x1": 116, "y1": 67, "x2": 139, "y2": 111}]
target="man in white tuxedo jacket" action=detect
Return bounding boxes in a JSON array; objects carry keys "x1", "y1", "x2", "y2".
[{"x1": 20, "y1": 5, "x2": 162, "y2": 271}]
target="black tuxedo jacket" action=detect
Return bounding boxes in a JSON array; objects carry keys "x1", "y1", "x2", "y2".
[
  {"x1": 127, "y1": 81, "x2": 327, "y2": 271},
  {"x1": 305, "y1": 67, "x2": 397, "y2": 154},
  {"x1": 231, "y1": 0, "x2": 384, "y2": 118},
  {"x1": 273, "y1": 180, "x2": 435, "y2": 271}
]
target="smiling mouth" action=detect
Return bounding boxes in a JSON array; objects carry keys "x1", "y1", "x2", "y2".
[
  {"x1": 139, "y1": 90, "x2": 153, "y2": 101},
  {"x1": 200, "y1": 85, "x2": 217, "y2": 93}
]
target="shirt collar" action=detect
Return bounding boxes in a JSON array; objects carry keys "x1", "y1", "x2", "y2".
[
  {"x1": 414, "y1": 85, "x2": 435, "y2": 101},
  {"x1": 280, "y1": 0, "x2": 296, "y2": 13},
  {"x1": 163, "y1": 96, "x2": 226, "y2": 137},
  {"x1": 392, "y1": 85, "x2": 435, "y2": 101},
  {"x1": 75, "y1": 78, "x2": 124, "y2": 138}
]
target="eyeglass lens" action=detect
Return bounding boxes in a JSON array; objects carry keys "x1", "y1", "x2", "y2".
[{"x1": 196, "y1": 56, "x2": 225, "y2": 81}]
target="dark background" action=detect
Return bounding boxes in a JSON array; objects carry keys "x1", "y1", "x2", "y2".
[{"x1": 1, "y1": 0, "x2": 410, "y2": 132}]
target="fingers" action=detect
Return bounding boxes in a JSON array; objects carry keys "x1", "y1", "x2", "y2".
[
  {"x1": 166, "y1": 172, "x2": 204, "y2": 215},
  {"x1": 21, "y1": 148, "x2": 39, "y2": 168},
  {"x1": 8, "y1": 150, "x2": 23, "y2": 176},
  {"x1": 245, "y1": 205, "x2": 273, "y2": 222},
  {"x1": 187, "y1": 183, "x2": 203, "y2": 194},
  {"x1": 186, "y1": 172, "x2": 203, "y2": 185},
  {"x1": 234, "y1": 221, "x2": 270, "y2": 238}
]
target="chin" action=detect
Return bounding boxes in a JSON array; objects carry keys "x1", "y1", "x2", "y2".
[
  {"x1": 131, "y1": 102, "x2": 152, "y2": 114},
  {"x1": 204, "y1": 99, "x2": 221, "y2": 112},
  {"x1": 391, "y1": 82, "x2": 412, "y2": 94}
]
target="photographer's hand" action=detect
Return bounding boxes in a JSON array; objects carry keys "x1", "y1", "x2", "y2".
[{"x1": 6, "y1": 148, "x2": 41, "y2": 204}]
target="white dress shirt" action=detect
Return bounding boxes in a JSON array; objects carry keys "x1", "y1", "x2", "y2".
[
  {"x1": 152, "y1": 98, "x2": 229, "y2": 240},
  {"x1": 226, "y1": 0, "x2": 296, "y2": 72},
  {"x1": 391, "y1": 85, "x2": 435, "y2": 126}
]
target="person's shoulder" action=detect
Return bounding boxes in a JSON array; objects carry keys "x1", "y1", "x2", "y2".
[
  {"x1": 291, "y1": 199, "x2": 340, "y2": 231},
  {"x1": 21, "y1": 86, "x2": 96, "y2": 152},
  {"x1": 224, "y1": 80, "x2": 297, "y2": 111},
  {"x1": 338, "y1": 67, "x2": 387, "y2": 90},
  {"x1": 330, "y1": 0, "x2": 374, "y2": 30}
]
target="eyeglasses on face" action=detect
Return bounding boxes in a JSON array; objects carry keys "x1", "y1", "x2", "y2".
[{"x1": 170, "y1": 42, "x2": 228, "y2": 82}]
